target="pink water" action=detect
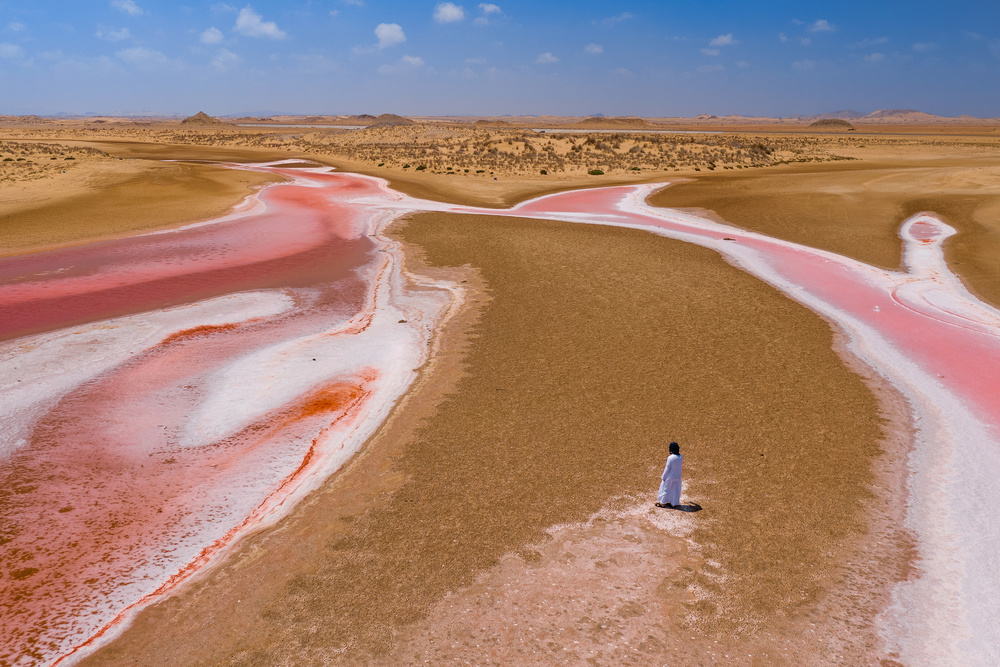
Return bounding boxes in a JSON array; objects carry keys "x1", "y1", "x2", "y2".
[{"x1": 2, "y1": 163, "x2": 999, "y2": 665}]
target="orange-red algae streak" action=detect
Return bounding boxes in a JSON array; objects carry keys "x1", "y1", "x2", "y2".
[
  {"x1": 53, "y1": 378, "x2": 374, "y2": 665},
  {"x1": 3, "y1": 368, "x2": 374, "y2": 666},
  {"x1": 160, "y1": 322, "x2": 243, "y2": 345}
]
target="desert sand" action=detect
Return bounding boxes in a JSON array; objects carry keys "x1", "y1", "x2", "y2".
[{"x1": 2, "y1": 119, "x2": 999, "y2": 665}]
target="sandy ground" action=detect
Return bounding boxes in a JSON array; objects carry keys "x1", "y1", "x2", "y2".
[
  {"x1": 3, "y1": 128, "x2": 997, "y2": 664},
  {"x1": 648, "y1": 150, "x2": 1000, "y2": 309},
  {"x1": 0, "y1": 142, "x2": 281, "y2": 257},
  {"x1": 81, "y1": 215, "x2": 907, "y2": 666}
]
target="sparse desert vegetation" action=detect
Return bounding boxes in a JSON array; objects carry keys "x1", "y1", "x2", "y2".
[
  {"x1": 0, "y1": 140, "x2": 109, "y2": 183},
  {"x1": 5, "y1": 117, "x2": 1000, "y2": 187},
  {"x1": 0, "y1": 121, "x2": 874, "y2": 179}
]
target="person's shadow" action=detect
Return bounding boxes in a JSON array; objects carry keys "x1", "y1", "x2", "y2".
[{"x1": 657, "y1": 502, "x2": 702, "y2": 512}]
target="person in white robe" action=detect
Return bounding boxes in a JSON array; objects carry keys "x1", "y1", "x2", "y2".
[{"x1": 656, "y1": 442, "x2": 682, "y2": 508}]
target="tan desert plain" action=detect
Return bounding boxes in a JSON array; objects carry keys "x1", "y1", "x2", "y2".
[{"x1": 2, "y1": 111, "x2": 1000, "y2": 665}]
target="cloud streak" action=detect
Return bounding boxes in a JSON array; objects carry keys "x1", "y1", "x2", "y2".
[
  {"x1": 375, "y1": 23, "x2": 405, "y2": 49},
  {"x1": 0, "y1": 43, "x2": 25, "y2": 59},
  {"x1": 96, "y1": 27, "x2": 131, "y2": 42},
  {"x1": 474, "y1": 3, "x2": 501, "y2": 26},
  {"x1": 434, "y1": 2, "x2": 464, "y2": 23},
  {"x1": 116, "y1": 46, "x2": 171, "y2": 68},
  {"x1": 200, "y1": 27, "x2": 224, "y2": 44},
  {"x1": 602, "y1": 12, "x2": 633, "y2": 26},
  {"x1": 111, "y1": 0, "x2": 143, "y2": 16},
  {"x1": 234, "y1": 7, "x2": 287, "y2": 40},
  {"x1": 211, "y1": 48, "x2": 242, "y2": 72}
]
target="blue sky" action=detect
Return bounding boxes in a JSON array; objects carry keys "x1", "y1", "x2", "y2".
[{"x1": 1, "y1": 1, "x2": 998, "y2": 117}]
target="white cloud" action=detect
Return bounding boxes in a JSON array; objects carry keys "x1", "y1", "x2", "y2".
[
  {"x1": 912, "y1": 42, "x2": 937, "y2": 53},
  {"x1": 375, "y1": 23, "x2": 405, "y2": 49},
  {"x1": 96, "y1": 27, "x2": 131, "y2": 41},
  {"x1": 697, "y1": 63, "x2": 724, "y2": 73},
  {"x1": 7, "y1": 21, "x2": 26, "y2": 32},
  {"x1": 585, "y1": 43, "x2": 603, "y2": 54},
  {"x1": 474, "y1": 4, "x2": 501, "y2": 26},
  {"x1": 343, "y1": 0, "x2": 364, "y2": 5},
  {"x1": 809, "y1": 19, "x2": 834, "y2": 33},
  {"x1": 850, "y1": 36, "x2": 889, "y2": 48},
  {"x1": 736, "y1": 60, "x2": 750, "y2": 68},
  {"x1": 211, "y1": 47, "x2": 242, "y2": 71},
  {"x1": 116, "y1": 46, "x2": 170, "y2": 67},
  {"x1": 0, "y1": 42, "x2": 24, "y2": 59},
  {"x1": 378, "y1": 54, "x2": 425, "y2": 74},
  {"x1": 779, "y1": 32, "x2": 787, "y2": 42},
  {"x1": 465, "y1": 56, "x2": 486, "y2": 64},
  {"x1": 602, "y1": 12, "x2": 633, "y2": 26},
  {"x1": 709, "y1": 33, "x2": 735, "y2": 47},
  {"x1": 700, "y1": 48, "x2": 720, "y2": 56},
  {"x1": 111, "y1": 0, "x2": 143, "y2": 16},
  {"x1": 792, "y1": 59, "x2": 816, "y2": 70},
  {"x1": 201, "y1": 26, "x2": 224, "y2": 44},
  {"x1": 536, "y1": 51, "x2": 558, "y2": 64},
  {"x1": 864, "y1": 52, "x2": 885, "y2": 63},
  {"x1": 212, "y1": 3, "x2": 237, "y2": 11},
  {"x1": 799, "y1": 37, "x2": 811, "y2": 46},
  {"x1": 38, "y1": 50, "x2": 117, "y2": 73},
  {"x1": 234, "y1": 7, "x2": 287, "y2": 39},
  {"x1": 613, "y1": 67, "x2": 633, "y2": 77},
  {"x1": 434, "y1": 2, "x2": 464, "y2": 23}
]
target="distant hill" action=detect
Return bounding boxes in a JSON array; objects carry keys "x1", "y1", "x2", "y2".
[
  {"x1": 0, "y1": 115, "x2": 53, "y2": 124},
  {"x1": 181, "y1": 111, "x2": 225, "y2": 125},
  {"x1": 851, "y1": 108, "x2": 996, "y2": 123},
  {"x1": 574, "y1": 116, "x2": 655, "y2": 129},
  {"x1": 805, "y1": 110, "x2": 864, "y2": 121},
  {"x1": 809, "y1": 118, "x2": 855, "y2": 130},
  {"x1": 369, "y1": 113, "x2": 415, "y2": 127},
  {"x1": 860, "y1": 109, "x2": 938, "y2": 122}
]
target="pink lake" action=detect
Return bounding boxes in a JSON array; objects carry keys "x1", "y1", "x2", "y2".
[{"x1": 2, "y1": 162, "x2": 999, "y2": 665}]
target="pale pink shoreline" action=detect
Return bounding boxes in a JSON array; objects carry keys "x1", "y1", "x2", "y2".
[
  {"x1": 2, "y1": 162, "x2": 999, "y2": 665},
  {"x1": 447, "y1": 185, "x2": 1000, "y2": 665}
]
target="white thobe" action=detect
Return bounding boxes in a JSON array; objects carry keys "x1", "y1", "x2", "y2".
[{"x1": 657, "y1": 453, "x2": 683, "y2": 505}]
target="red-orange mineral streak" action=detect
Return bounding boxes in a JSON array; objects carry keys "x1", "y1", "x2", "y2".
[
  {"x1": 51, "y1": 380, "x2": 372, "y2": 665},
  {"x1": 1, "y1": 367, "x2": 372, "y2": 665},
  {"x1": 160, "y1": 322, "x2": 243, "y2": 345}
]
